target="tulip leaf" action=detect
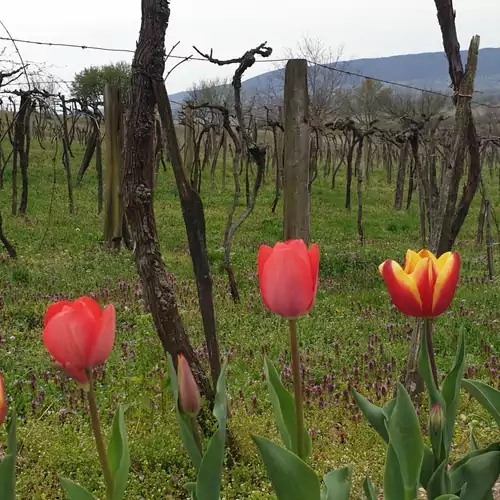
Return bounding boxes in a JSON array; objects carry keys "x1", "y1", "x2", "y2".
[
  {"x1": 352, "y1": 389, "x2": 390, "y2": 444},
  {"x1": 0, "y1": 455, "x2": 15, "y2": 500},
  {"x1": 387, "y1": 383, "x2": 423, "y2": 500},
  {"x1": 449, "y1": 450, "x2": 500, "y2": 499},
  {"x1": 420, "y1": 444, "x2": 435, "y2": 490},
  {"x1": 383, "y1": 443, "x2": 405, "y2": 500},
  {"x1": 107, "y1": 404, "x2": 129, "y2": 500},
  {"x1": 441, "y1": 328, "x2": 466, "y2": 455},
  {"x1": 59, "y1": 477, "x2": 97, "y2": 500},
  {"x1": 426, "y1": 458, "x2": 451, "y2": 500},
  {"x1": 166, "y1": 354, "x2": 202, "y2": 471},
  {"x1": 435, "y1": 496, "x2": 459, "y2": 500},
  {"x1": 0, "y1": 410, "x2": 17, "y2": 500},
  {"x1": 252, "y1": 435, "x2": 321, "y2": 500},
  {"x1": 196, "y1": 362, "x2": 227, "y2": 500},
  {"x1": 264, "y1": 357, "x2": 311, "y2": 461},
  {"x1": 461, "y1": 379, "x2": 500, "y2": 427},
  {"x1": 363, "y1": 477, "x2": 377, "y2": 500},
  {"x1": 184, "y1": 482, "x2": 198, "y2": 500},
  {"x1": 321, "y1": 465, "x2": 352, "y2": 500}
]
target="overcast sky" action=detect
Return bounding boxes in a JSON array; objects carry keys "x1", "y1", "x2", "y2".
[{"x1": 1, "y1": 0, "x2": 499, "y2": 95}]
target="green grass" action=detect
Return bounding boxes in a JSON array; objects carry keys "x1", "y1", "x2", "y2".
[{"x1": 1, "y1": 139, "x2": 500, "y2": 499}]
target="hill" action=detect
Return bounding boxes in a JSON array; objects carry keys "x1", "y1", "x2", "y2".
[{"x1": 168, "y1": 47, "x2": 500, "y2": 110}]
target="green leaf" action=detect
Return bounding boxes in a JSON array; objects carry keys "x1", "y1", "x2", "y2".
[
  {"x1": 59, "y1": 477, "x2": 97, "y2": 500},
  {"x1": 363, "y1": 477, "x2": 377, "y2": 500},
  {"x1": 321, "y1": 465, "x2": 352, "y2": 500},
  {"x1": 107, "y1": 405, "x2": 130, "y2": 500},
  {"x1": 435, "y1": 496, "x2": 459, "y2": 500},
  {"x1": 467, "y1": 430, "x2": 494, "y2": 500},
  {"x1": 420, "y1": 444, "x2": 436, "y2": 490},
  {"x1": 449, "y1": 450, "x2": 500, "y2": 499},
  {"x1": 0, "y1": 455, "x2": 15, "y2": 500},
  {"x1": 387, "y1": 383, "x2": 424, "y2": 500},
  {"x1": 383, "y1": 443, "x2": 405, "y2": 500},
  {"x1": 426, "y1": 459, "x2": 451, "y2": 500},
  {"x1": 461, "y1": 379, "x2": 500, "y2": 427},
  {"x1": 264, "y1": 357, "x2": 311, "y2": 460},
  {"x1": 196, "y1": 362, "x2": 228, "y2": 500},
  {"x1": 441, "y1": 328, "x2": 466, "y2": 455},
  {"x1": 352, "y1": 389, "x2": 389, "y2": 444},
  {"x1": 184, "y1": 482, "x2": 198, "y2": 500},
  {"x1": 166, "y1": 354, "x2": 202, "y2": 471},
  {"x1": 252, "y1": 435, "x2": 321, "y2": 500},
  {"x1": 0, "y1": 410, "x2": 17, "y2": 500}
]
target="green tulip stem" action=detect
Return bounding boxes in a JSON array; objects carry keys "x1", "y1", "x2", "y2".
[
  {"x1": 85, "y1": 368, "x2": 114, "y2": 500},
  {"x1": 190, "y1": 415, "x2": 203, "y2": 456},
  {"x1": 425, "y1": 318, "x2": 439, "y2": 389},
  {"x1": 289, "y1": 318, "x2": 306, "y2": 460}
]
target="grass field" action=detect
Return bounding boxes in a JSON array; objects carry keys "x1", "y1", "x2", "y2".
[{"x1": 1, "y1": 140, "x2": 499, "y2": 499}]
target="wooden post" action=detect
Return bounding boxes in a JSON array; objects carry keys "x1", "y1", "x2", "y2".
[
  {"x1": 104, "y1": 84, "x2": 124, "y2": 250},
  {"x1": 283, "y1": 59, "x2": 310, "y2": 243}
]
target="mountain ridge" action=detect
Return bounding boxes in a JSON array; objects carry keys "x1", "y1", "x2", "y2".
[{"x1": 168, "y1": 47, "x2": 500, "y2": 112}]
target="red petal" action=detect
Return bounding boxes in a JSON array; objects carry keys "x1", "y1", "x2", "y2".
[
  {"x1": 43, "y1": 306, "x2": 97, "y2": 368},
  {"x1": 87, "y1": 304, "x2": 115, "y2": 366},
  {"x1": 432, "y1": 252, "x2": 460, "y2": 316},
  {"x1": 412, "y1": 258, "x2": 437, "y2": 316},
  {"x1": 379, "y1": 260, "x2": 423, "y2": 316},
  {"x1": 257, "y1": 245, "x2": 273, "y2": 282},
  {"x1": 308, "y1": 243, "x2": 320, "y2": 296},
  {"x1": 44, "y1": 301, "x2": 73, "y2": 327},
  {"x1": 56, "y1": 362, "x2": 89, "y2": 386},
  {"x1": 260, "y1": 242, "x2": 314, "y2": 318},
  {"x1": 73, "y1": 296, "x2": 103, "y2": 322}
]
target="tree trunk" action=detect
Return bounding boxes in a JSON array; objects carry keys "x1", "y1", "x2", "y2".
[
  {"x1": 122, "y1": 0, "x2": 214, "y2": 401},
  {"x1": 394, "y1": 141, "x2": 409, "y2": 210},
  {"x1": 0, "y1": 212, "x2": 16, "y2": 258}
]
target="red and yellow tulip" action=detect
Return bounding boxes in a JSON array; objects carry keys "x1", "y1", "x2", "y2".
[
  {"x1": 379, "y1": 249, "x2": 460, "y2": 317},
  {"x1": 177, "y1": 354, "x2": 201, "y2": 415}
]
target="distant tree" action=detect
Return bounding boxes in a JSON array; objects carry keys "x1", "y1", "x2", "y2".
[{"x1": 71, "y1": 62, "x2": 131, "y2": 102}]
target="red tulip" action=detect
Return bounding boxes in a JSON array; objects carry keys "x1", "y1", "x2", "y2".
[
  {"x1": 0, "y1": 373, "x2": 6, "y2": 425},
  {"x1": 379, "y1": 249, "x2": 460, "y2": 317},
  {"x1": 258, "y1": 239, "x2": 320, "y2": 318},
  {"x1": 43, "y1": 296, "x2": 115, "y2": 388},
  {"x1": 177, "y1": 354, "x2": 201, "y2": 415}
]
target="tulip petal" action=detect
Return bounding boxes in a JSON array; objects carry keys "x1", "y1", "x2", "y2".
[
  {"x1": 432, "y1": 252, "x2": 460, "y2": 316},
  {"x1": 56, "y1": 361, "x2": 89, "y2": 387},
  {"x1": 308, "y1": 243, "x2": 320, "y2": 296},
  {"x1": 403, "y1": 250, "x2": 422, "y2": 274},
  {"x1": 260, "y1": 244, "x2": 314, "y2": 318},
  {"x1": 44, "y1": 301, "x2": 73, "y2": 327},
  {"x1": 73, "y1": 296, "x2": 103, "y2": 322},
  {"x1": 258, "y1": 245, "x2": 274, "y2": 282},
  {"x1": 411, "y1": 257, "x2": 438, "y2": 316},
  {"x1": 418, "y1": 249, "x2": 438, "y2": 263},
  {"x1": 379, "y1": 260, "x2": 423, "y2": 316},
  {"x1": 43, "y1": 306, "x2": 97, "y2": 368},
  {"x1": 87, "y1": 304, "x2": 116, "y2": 366}
]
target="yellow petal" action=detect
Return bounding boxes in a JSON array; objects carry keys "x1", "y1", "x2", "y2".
[{"x1": 403, "y1": 250, "x2": 422, "y2": 274}]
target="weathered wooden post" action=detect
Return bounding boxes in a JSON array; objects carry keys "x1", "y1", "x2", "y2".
[
  {"x1": 104, "y1": 84, "x2": 124, "y2": 250},
  {"x1": 283, "y1": 59, "x2": 310, "y2": 243}
]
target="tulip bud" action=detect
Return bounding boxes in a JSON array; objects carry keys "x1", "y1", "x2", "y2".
[
  {"x1": 0, "y1": 373, "x2": 6, "y2": 425},
  {"x1": 177, "y1": 354, "x2": 201, "y2": 415},
  {"x1": 429, "y1": 403, "x2": 444, "y2": 434}
]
